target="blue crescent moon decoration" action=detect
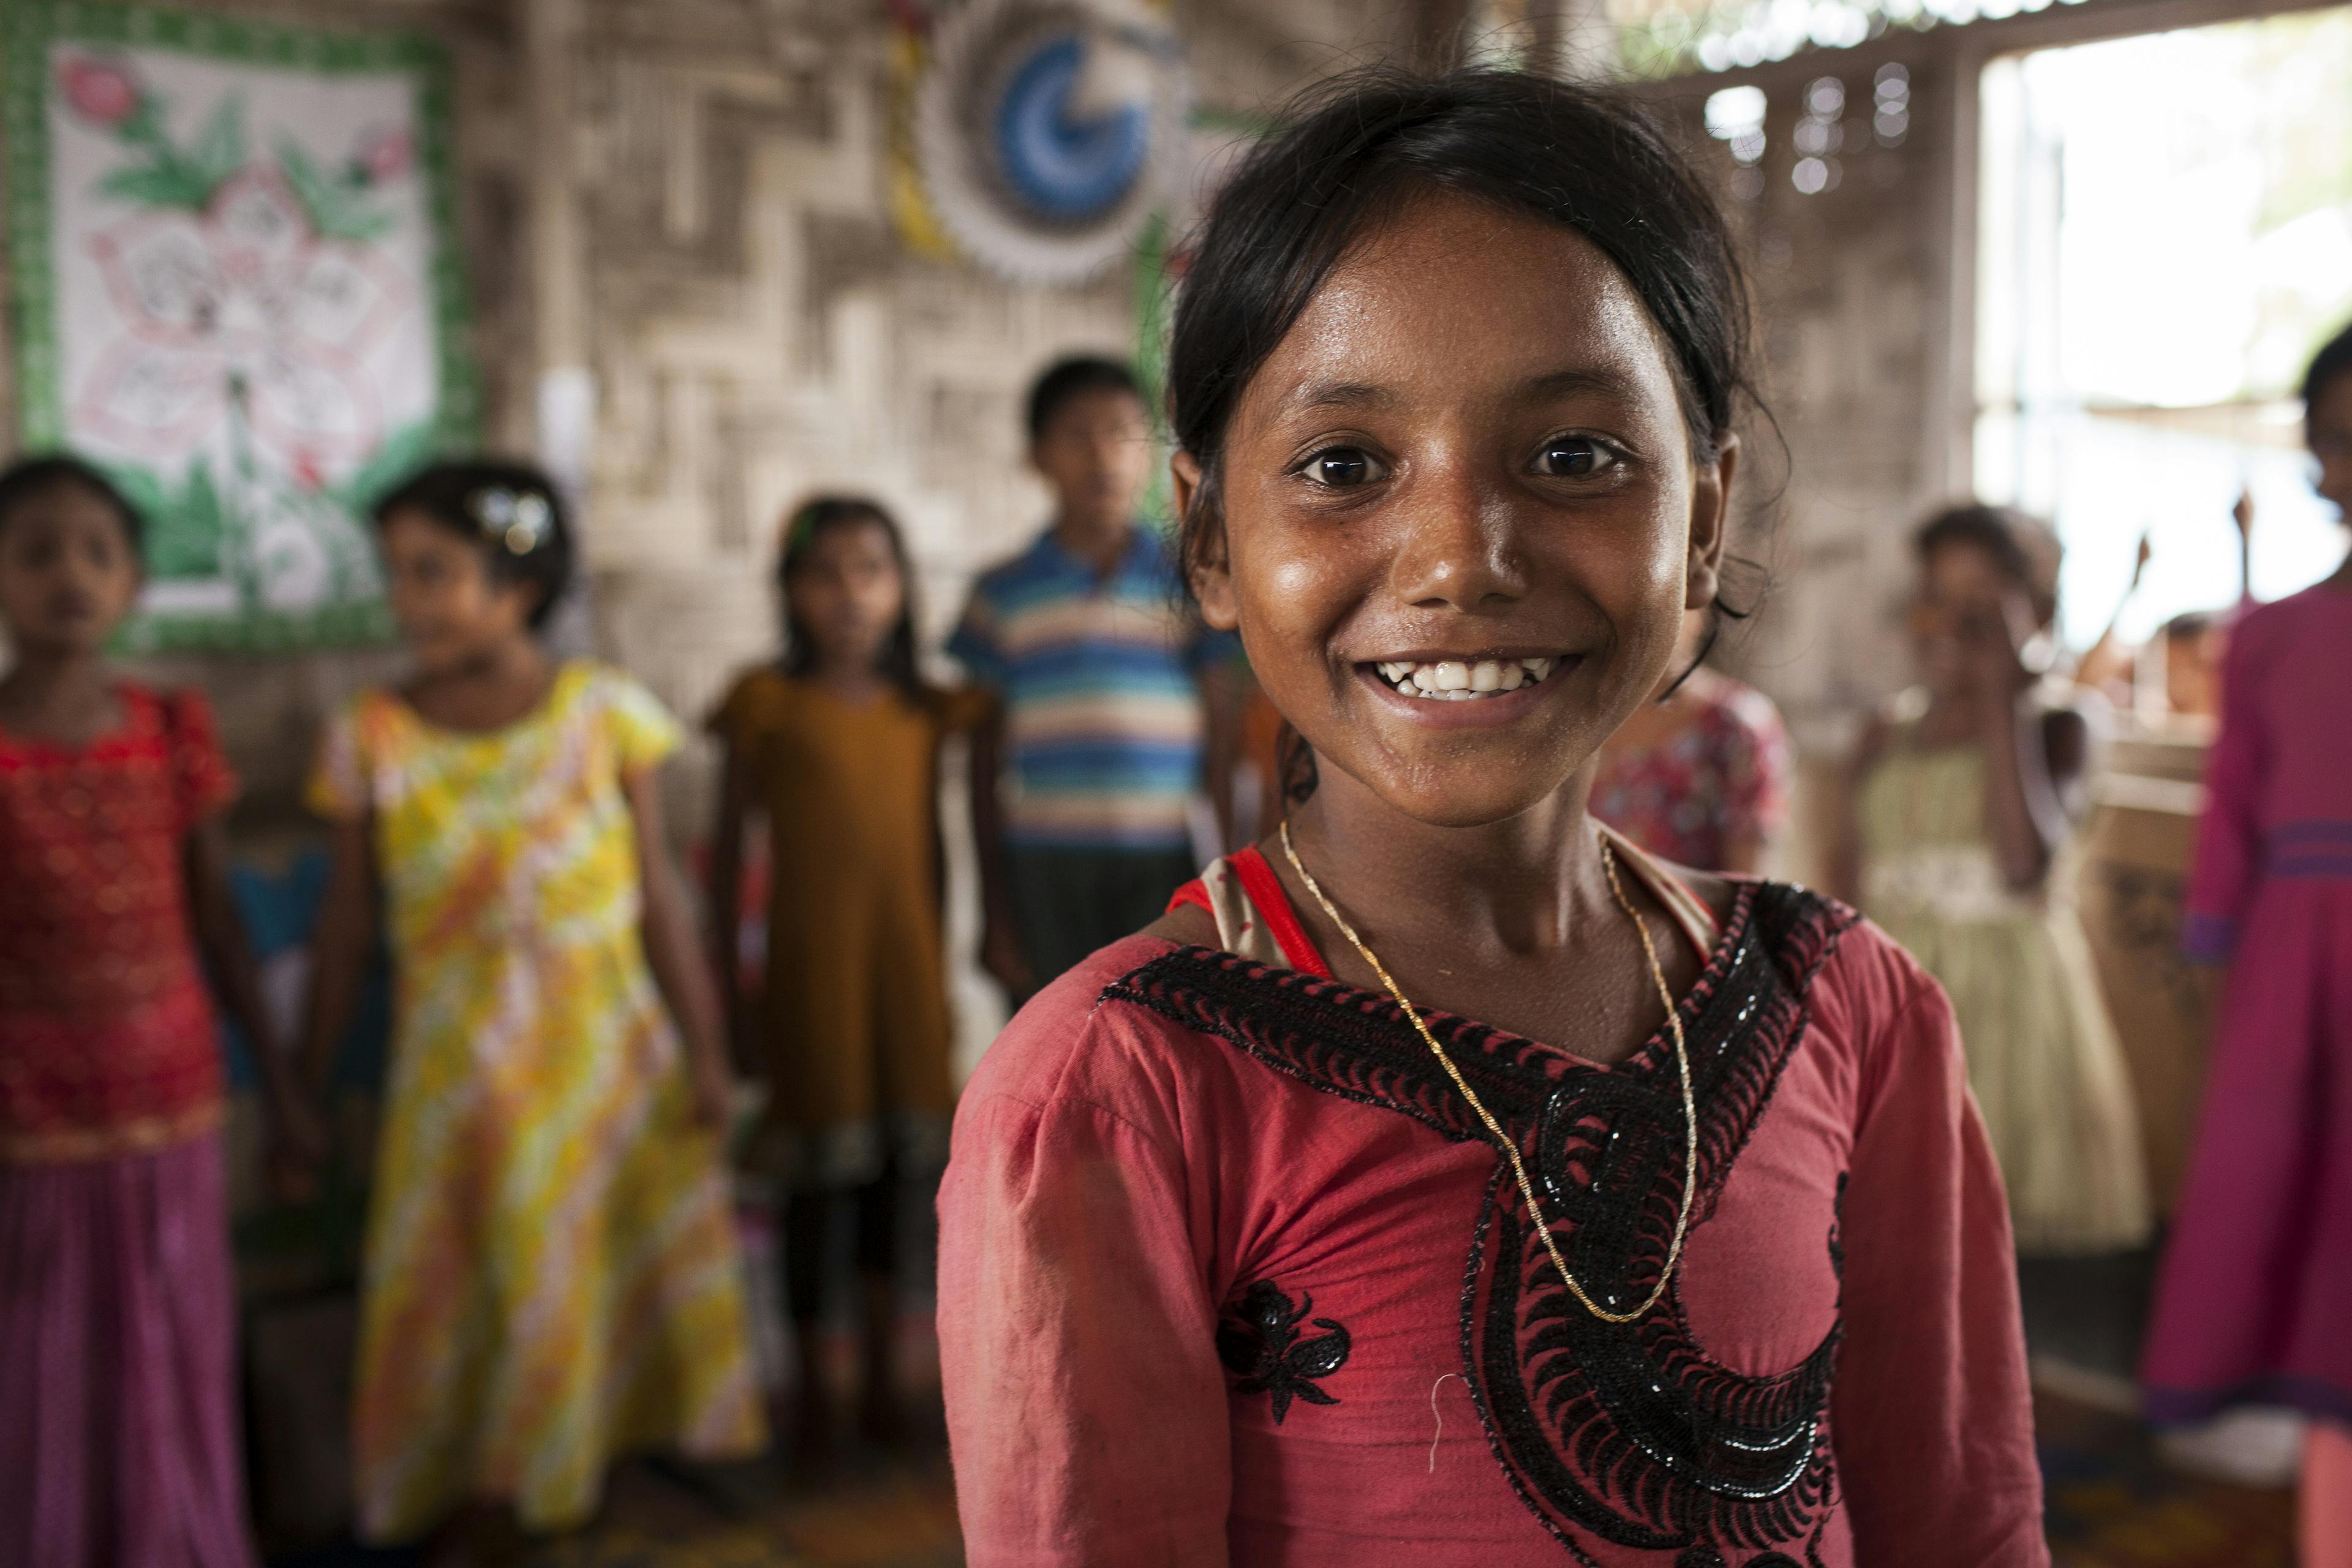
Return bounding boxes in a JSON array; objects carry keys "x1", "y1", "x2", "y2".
[
  {"x1": 993, "y1": 33, "x2": 1151, "y2": 222},
  {"x1": 915, "y1": 0, "x2": 1190, "y2": 283}
]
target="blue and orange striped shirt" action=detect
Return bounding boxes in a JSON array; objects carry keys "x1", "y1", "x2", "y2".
[{"x1": 949, "y1": 526, "x2": 1234, "y2": 851}]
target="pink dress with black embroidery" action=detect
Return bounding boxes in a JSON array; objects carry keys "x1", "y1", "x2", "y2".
[{"x1": 938, "y1": 832, "x2": 2046, "y2": 1567}]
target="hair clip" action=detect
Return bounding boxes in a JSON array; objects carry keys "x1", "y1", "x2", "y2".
[{"x1": 469, "y1": 486, "x2": 552, "y2": 555}]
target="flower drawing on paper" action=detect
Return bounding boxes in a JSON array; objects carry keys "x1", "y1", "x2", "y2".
[{"x1": 56, "y1": 53, "x2": 424, "y2": 615}]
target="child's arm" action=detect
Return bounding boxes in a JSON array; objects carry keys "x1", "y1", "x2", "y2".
[
  {"x1": 624, "y1": 767, "x2": 732, "y2": 1129},
  {"x1": 704, "y1": 737, "x2": 756, "y2": 1068},
  {"x1": 1961, "y1": 595, "x2": 2088, "y2": 890},
  {"x1": 184, "y1": 816, "x2": 326, "y2": 1180},
  {"x1": 298, "y1": 816, "x2": 380, "y2": 1107}
]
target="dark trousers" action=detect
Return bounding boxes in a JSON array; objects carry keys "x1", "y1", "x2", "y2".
[
  {"x1": 783, "y1": 1163, "x2": 899, "y2": 1325},
  {"x1": 1006, "y1": 844, "x2": 1200, "y2": 990}
]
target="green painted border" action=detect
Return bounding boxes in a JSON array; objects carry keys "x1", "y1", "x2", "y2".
[{"x1": 2, "y1": 1, "x2": 478, "y2": 650}]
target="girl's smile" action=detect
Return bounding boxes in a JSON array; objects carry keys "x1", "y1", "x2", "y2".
[{"x1": 1353, "y1": 652, "x2": 1574, "y2": 727}]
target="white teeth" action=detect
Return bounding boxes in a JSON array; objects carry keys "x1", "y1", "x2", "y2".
[{"x1": 1375, "y1": 655, "x2": 1562, "y2": 701}]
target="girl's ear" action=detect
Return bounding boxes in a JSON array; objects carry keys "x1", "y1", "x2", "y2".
[
  {"x1": 1173, "y1": 449, "x2": 1240, "y2": 633},
  {"x1": 1684, "y1": 431, "x2": 1740, "y2": 612}
]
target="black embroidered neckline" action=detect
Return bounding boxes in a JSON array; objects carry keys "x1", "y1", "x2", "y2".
[{"x1": 1101, "y1": 879, "x2": 1858, "y2": 1563}]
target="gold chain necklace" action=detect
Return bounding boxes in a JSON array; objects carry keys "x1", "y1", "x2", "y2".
[{"x1": 1278, "y1": 820, "x2": 1698, "y2": 1325}]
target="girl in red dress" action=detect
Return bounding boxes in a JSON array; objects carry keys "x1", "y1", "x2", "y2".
[
  {"x1": 0, "y1": 456, "x2": 319, "y2": 1567},
  {"x1": 938, "y1": 70, "x2": 2047, "y2": 1566}
]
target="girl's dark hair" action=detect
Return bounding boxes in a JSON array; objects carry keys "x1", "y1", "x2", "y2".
[
  {"x1": 1168, "y1": 66, "x2": 1758, "y2": 584},
  {"x1": 2305, "y1": 317, "x2": 2352, "y2": 418},
  {"x1": 777, "y1": 495, "x2": 928, "y2": 700},
  {"x1": 0, "y1": 453, "x2": 144, "y2": 557},
  {"x1": 1166, "y1": 67, "x2": 1763, "y2": 806},
  {"x1": 1914, "y1": 502, "x2": 2061, "y2": 627},
  {"x1": 372, "y1": 459, "x2": 573, "y2": 629}
]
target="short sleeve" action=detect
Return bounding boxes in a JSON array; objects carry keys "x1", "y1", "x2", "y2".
[
  {"x1": 939, "y1": 1087, "x2": 1233, "y2": 1566},
  {"x1": 704, "y1": 669, "x2": 771, "y2": 746},
  {"x1": 304, "y1": 699, "x2": 373, "y2": 823},
  {"x1": 933, "y1": 683, "x2": 1000, "y2": 736},
  {"x1": 160, "y1": 688, "x2": 238, "y2": 832},
  {"x1": 598, "y1": 668, "x2": 684, "y2": 777},
  {"x1": 946, "y1": 582, "x2": 1009, "y2": 688}
]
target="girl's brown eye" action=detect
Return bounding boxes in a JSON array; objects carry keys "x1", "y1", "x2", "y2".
[
  {"x1": 1534, "y1": 435, "x2": 1611, "y2": 478},
  {"x1": 1303, "y1": 448, "x2": 1383, "y2": 488}
]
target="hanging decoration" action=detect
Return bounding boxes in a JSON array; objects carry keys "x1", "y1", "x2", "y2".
[
  {"x1": 906, "y1": 0, "x2": 1189, "y2": 285},
  {"x1": 3, "y1": 2, "x2": 476, "y2": 652}
]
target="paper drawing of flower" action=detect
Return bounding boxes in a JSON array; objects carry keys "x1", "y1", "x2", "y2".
[
  {"x1": 59, "y1": 56, "x2": 140, "y2": 127},
  {"x1": 75, "y1": 164, "x2": 414, "y2": 468},
  {"x1": 352, "y1": 125, "x2": 412, "y2": 186}
]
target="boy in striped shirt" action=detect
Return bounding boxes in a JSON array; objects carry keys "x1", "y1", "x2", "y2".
[{"x1": 951, "y1": 358, "x2": 1240, "y2": 1000}]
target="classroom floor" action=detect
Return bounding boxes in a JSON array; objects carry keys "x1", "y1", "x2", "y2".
[
  {"x1": 271, "y1": 1243, "x2": 2299, "y2": 1566},
  {"x1": 274, "y1": 1382, "x2": 2296, "y2": 1568}
]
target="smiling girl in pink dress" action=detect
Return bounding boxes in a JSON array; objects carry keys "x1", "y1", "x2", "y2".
[{"x1": 937, "y1": 69, "x2": 2044, "y2": 1568}]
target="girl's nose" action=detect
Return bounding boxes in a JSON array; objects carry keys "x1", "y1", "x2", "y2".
[{"x1": 1389, "y1": 464, "x2": 1528, "y2": 612}]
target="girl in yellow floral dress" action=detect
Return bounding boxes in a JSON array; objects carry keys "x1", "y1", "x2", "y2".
[{"x1": 299, "y1": 461, "x2": 763, "y2": 1556}]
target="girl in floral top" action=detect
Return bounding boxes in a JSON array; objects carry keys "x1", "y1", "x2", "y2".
[
  {"x1": 299, "y1": 461, "x2": 763, "y2": 1555},
  {"x1": 1591, "y1": 613, "x2": 1793, "y2": 873},
  {"x1": 0, "y1": 455, "x2": 317, "y2": 1568}
]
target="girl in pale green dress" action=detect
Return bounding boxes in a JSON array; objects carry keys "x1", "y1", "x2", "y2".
[{"x1": 1839, "y1": 505, "x2": 2150, "y2": 1254}]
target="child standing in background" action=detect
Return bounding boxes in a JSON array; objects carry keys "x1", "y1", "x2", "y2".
[
  {"x1": 299, "y1": 461, "x2": 762, "y2": 1556},
  {"x1": 0, "y1": 456, "x2": 318, "y2": 1568},
  {"x1": 707, "y1": 498, "x2": 989, "y2": 1449},
  {"x1": 1591, "y1": 609, "x2": 1793, "y2": 873},
  {"x1": 1836, "y1": 503, "x2": 2149, "y2": 1254},
  {"x1": 2143, "y1": 321, "x2": 2352, "y2": 1566},
  {"x1": 952, "y1": 356, "x2": 1242, "y2": 1001}
]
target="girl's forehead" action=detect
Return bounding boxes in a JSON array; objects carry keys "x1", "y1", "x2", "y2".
[
  {"x1": 1237, "y1": 192, "x2": 1680, "y2": 422},
  {"x1": 7, "y1": 480, "x2": 127, "y2": 532}
]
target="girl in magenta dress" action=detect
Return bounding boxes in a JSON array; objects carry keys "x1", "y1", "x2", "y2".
[
  {"x1": 2143, "y1": 321, "x2": 2352, "y2": 1564},
  {"x1": 0, "y1": 457, "x2": 317, "y2": 1567},
  {"x1": 937, "y1": 71, "x2": 2045, "y2": 1567}
]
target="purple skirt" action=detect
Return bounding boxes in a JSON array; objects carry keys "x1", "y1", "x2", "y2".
[
  {"x1": 2142, "y1": 875, "x2": 2352, "y2": 1427},
  {"x1": 0, "y1": 1129, "x2": 258, "y2": 1568}
]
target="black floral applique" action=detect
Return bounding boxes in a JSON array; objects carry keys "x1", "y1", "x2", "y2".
[{"x1": 1216, "y1": 1280, "x2": 1351, "y2": 1423}]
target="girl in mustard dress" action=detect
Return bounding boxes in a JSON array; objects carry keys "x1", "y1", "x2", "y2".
[
  {"x1": 708, "y1": 497, "x2": 987, "y2": 1447},
  {"x1": 301, "y1": 461, "x2": 762, "y2": 1553}
]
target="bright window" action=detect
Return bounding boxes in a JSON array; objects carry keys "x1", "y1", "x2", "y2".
[{"x1": 1975, "y1": 9, "x2": 2352, "y2": 648}]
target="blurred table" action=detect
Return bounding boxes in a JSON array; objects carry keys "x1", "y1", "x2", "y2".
[{"x1": 2073, "y1": 729, "x2": 2218, "y2": 1216}]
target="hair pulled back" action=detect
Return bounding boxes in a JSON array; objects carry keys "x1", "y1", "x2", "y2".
[
  {"x1": 775, "y1": 494, "x2": 929, "y2": 701},
  {"x1": 1913, "y1": 502, "x2": 2062, "y2": 627},
  {"x1": 2305, "y1": 317, "x2": 2352, "y2": 420},
  {"x1": 373, "y1": 458, "x2": 575, "y2": 629},
  {"x1": 1166, "y1": 66, "x2": 1760, "y2": 580}
]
